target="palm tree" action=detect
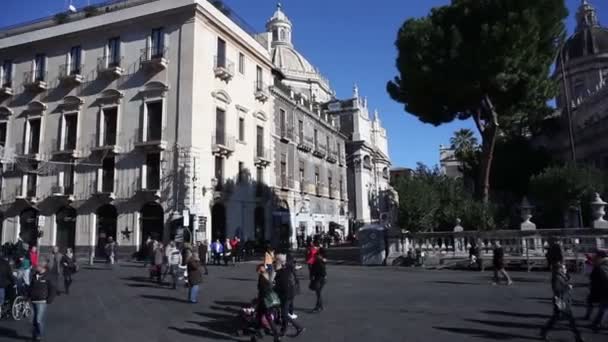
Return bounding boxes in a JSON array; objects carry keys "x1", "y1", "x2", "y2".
[{"x1": 450, "y1": 129, "x2": 478, "y2": 156}]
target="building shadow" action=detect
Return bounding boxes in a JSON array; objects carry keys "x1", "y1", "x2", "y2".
[
  {"x1": 140, "y1": 294, "x2": 189, "y2": 303},
  {"x1": 220, "y1": 277, "x2": 255, "y2": 282},
  {"x1": 464, "y1": 318, "x2": 546, "y2": 330},
  {"x1": 0, "y1": 327, "x2": 30, "y2": 341},
  {"x1": 480, "y1": 310, "x2": 551, "y2": 319},
  {"x1": 214, "y1": 300, "x2": 250, "y2": 308},
  {"x1": 429, "y1": 280, "x2": 481, "y2": 285},
  {"x1": 433, "y1": 326, "x2": 539, "y2": 340},
  {"x1": 125, "y1": 283, "x2": 165, "y2": 289},
  {"x1": 168, "y1": 327, "x2": 241, "y2": 342}
]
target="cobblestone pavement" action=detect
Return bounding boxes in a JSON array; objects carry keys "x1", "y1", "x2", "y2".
[{"x1": 0, "y1": 261, "x2": 607, "y2": 342}]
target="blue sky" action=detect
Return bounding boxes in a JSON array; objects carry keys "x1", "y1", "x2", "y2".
[{"x1": 0, "y1": 0, "x2": 604, "y2": 168}]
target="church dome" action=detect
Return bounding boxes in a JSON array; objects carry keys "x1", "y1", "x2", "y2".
[
  {"x1": 561, "y1": 1, "x2": 608, "y2": 62},
  {"x1": 271, "y1": 45, "x2": 317, "y2": 76}
]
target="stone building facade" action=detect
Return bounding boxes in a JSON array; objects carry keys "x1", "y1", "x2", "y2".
[
  {"x1": 0, "y1": 0, "x2": 393, "y2": 254},
  {"x1": 0, "y1": 0, "x2": 275, "y2": 257},
  {"x1": 541, "y1": 0, "x2": 608, "y2": 167}
]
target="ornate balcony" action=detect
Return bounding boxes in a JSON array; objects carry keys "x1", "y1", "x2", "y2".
[
  {"x1": 297, "y1": 136, "x2": 313, "y2": 153},
  {"x1": 254, "y1": 81, "x2": 269, "y2": 102},
  {"x1": 98, "y1": 56, "x2": 124, "y2": 78},
  {"x1": 254, "y1": 148, "x2": 272, "y2": 167},
  {"x1": 52, "y1": 149, "x2": 81, "y2": 159},
  {"x1": 212, "y1": 135, "x2": 235, "y2": 157},
  {"x1": 51, "y1": 185, "x2": 75, "y2": 202},
  {"x1": 140, "y1": 47, "x2": 168, "y2": 72},
  {"x1": 313, "y1": 144, "x2": 327, "y2": 159},
  {"x1": 23, "y1": 71, "x2": 47, "y2": 92},
  {"x1": 327, "y1": 150, "x2": 338, "y2": 164},
  {"x1": 59, "y1": 64, "x2": 84, "y2": 85},
  {"x1": 134, "y1": 140, "x2": 168, "y2": 151},
  {"x1": 279, "y1": 127, "x2": 294, "y2": 143},
  {"x1": 214, "y1": 56, "x2": 234, "y2": 81}
]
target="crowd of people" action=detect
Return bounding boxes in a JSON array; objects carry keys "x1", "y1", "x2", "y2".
[{"x1": 0, "y1": 239, "x2": 78, "y2": 341}]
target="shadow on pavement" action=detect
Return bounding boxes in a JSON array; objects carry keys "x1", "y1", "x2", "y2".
[
  {"x1": 168, "y1": 327, "x2": 241, "y2": 341},
  {"x1": 434, "y1": 326, "x2": 539, "y2": 340},
  {"x1": 140, "y1": 294, "x2": 189, "y2": 303},
  {"x1": 125, "y1": 283, "x2": 165, "y2": 289},
  {"x1": 481, "y1": 310, "x2": 551, "y2": 319},
  {"x1": 0, "y1": 327, "x2": 30, "y2": 341},
  {"x1": 221, "y1": 277, "x2": 255, "y2": 282},
  {"x1": 215, "y1": 300, "x2": 250, "y2": 308},
  {"x1": 464, "y1": 318, "x2": 546, "y2": 330},
  {"x1": 430, "y1": 280, "x2": 481, "y2": 285}
]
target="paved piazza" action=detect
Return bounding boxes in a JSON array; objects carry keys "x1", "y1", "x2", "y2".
[{"x1": 0, "y1": 262, "x2": 607, "y2": 342}]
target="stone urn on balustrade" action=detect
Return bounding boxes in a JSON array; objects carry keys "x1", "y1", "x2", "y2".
[
  {"x1": 520, "y1": 197, "x2": 536, "y2": 231},
  {"x1": 591, "y1": 193, "x2": 608, "y2": 229}
]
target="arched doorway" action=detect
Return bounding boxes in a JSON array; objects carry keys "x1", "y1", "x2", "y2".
[
  {"x1": 20, "y1": 208, "x2": 39, "y2": 247},
  {"x1": 96, "y1": 204, "x2": 117, "y2": 258},
  {"x1": 141, "y1": 202, "x2": 164, "y2": 246},
  {"x1": 56, "y1": 207, "x2": 76, "y2": 251},
  {"x1": 211, "y1": 203, "x2": 226, "y2": 241},
  {"x1": 254, "y1": 207, "x2": 265, "y2": 245}
]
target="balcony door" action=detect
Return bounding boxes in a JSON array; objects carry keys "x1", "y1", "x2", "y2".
[
  {"x1": 215, "y1": 108, "x2": 226, "y2": 145},
  {"x1": 151, "y1": 28, "x2": 164, "y2": 58},
  {"x1": 217, "y1": 38, "x2": 226, "y2": 67},
  {"x1": 256, "y1": 126, "x2": 264, "y2": 157}
]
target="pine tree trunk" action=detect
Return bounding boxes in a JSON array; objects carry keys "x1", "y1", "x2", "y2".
[{"x1": 479, "y1": 125, "x2": 497, "y2": 204}]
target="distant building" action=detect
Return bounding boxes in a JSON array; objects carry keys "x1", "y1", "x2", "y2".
[
  {"x1": 539, "y1": 0, "x2": 608, "y2": 167},
  {"x1": 439, "y1": 145, "x2": 462, "y2": 178}
]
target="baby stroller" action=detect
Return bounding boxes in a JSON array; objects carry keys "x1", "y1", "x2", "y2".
[
  {"x1": 0, "y1": 282, "x2": 32, "y2": 321},
  {"x1": 234, "y1": 299, "x2": 278, "y2": 341}
]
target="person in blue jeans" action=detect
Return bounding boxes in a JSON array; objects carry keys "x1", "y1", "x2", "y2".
[
  {"x1": 186, "y1": 253, "x2": 203, "y2": 303},
  {"x1": 30, "y1": 262, "x2": 57, "y2": 341}
]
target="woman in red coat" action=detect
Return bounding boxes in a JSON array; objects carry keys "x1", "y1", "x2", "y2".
[{"x1": 29, "y1": 246, "x2": 39, "y2": 268}]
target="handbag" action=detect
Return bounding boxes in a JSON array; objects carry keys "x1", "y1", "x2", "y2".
[
  {"x1": 554, "y1": 296, "x2": 567, "y2": 312},
  {"x1": 263, "y1": 291, "x2": 281, "y2": 308}
]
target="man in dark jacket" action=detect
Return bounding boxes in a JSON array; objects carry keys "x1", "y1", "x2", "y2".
[
  {"x1": 274, "y1": 254, "x2": 304, "y2": 337},
  {"x1": 186, "y1": 253, "x2": 203, "y2": 304},
  {"x1": 591, "y1": 250, "x2": 608, "y2": 332},
  {"x1": 540, "y1": 263, "x2": 584, "y2": 342},
  {"x1": 30, "y1": 262, "x2": 57, "y2": 341},
  {"x1": 0, "y1": 256, "x2": 13, "y2": 307},
  {"x1": 492, "y1": 241, "x2": 513, "y2": 285},
  {"x1": 546, "y1": 238, "x2": 564, "y2": 270}
]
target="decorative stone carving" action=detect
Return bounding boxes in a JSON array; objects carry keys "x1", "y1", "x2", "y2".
[
  {"x1": 591, "y1": 193, "x2": 608, "y2": 229},
  {"x1": 520, "y1": 197, "x2": 536, "y2": 231},
  {"x1": 453, "y1": 218, "x2": 464, "y2": 232}
]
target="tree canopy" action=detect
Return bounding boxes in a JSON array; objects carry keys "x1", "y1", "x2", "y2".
[{"x1": 387, "y1": 0, "x2": 568, "y2": 202}]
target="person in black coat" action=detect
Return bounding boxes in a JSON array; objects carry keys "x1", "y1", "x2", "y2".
[
  {"x1": 274, "y1": 255, "x2": 304, "y2": 337},
  {"x1": 255, "y1": 264, "x2": 280, "y2": 342},
  {"x1": 546, "y1": 238, "x2": 564, "y2": 270},
  {"x1": 591, "y1": 250, "x2": 608, "y2": 332},
  {"x1": 0, "y1": 256, "x2": 13, "y2": 307},
  {"x1": 540, "y1": 263, "x2": 584, "y2": 342},
  {"x1": 310, "y1": 248, "x2": 327, "y2": 313},
  {"x1": 30, "y1": 262, "x2": 57, "y2": 341},
  {"x1": 492, "y1": 241, "x2": 512, "y2": 285}
]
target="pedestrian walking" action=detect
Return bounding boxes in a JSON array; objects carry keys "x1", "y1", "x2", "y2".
[
  {"x1": 255, "y1": 263, "x2": 281, "y2": 342},
  {"x1": 546, "y1": 238, "x2": 564, "y2": 270},
  {"x1": 0, "y1": 256, "x2": 12, "y2": 308},
  {"x1": 540, "y1": 262, "x2": 585, "y2": 342},
  {"x1": 197, "y1": 241, "x2": 209, "y2": 275},
  {"x1": 274, "y1": 254, "x2": 305, "y2": 337},
  {"x1": 47, "y1": 246, "x2": 63, "y2": 294},
  {"x1": 264, "y1": 245, "x2": 275, "y2": 279},
  {"x1": 105, "y1": 237, "x2": 117, "y2": 265},
  {"x1": 286, "y1": 253, "x2": 301, "y2": 319},
  {"x1": 152, "y1": 243, "x2": 164, "y2": 284},
  {"x1": 186, "y1": 253, "x2": 203, "y2": 304},
  {"x1": 30, "y1": 261, "x2": 57, "y2": 342},
  {"x1": 61, "y1": 248, "x2": 77, "y2": 295},
  {"x1": 590, "y1": 249, "x2": 608, "y2": 332},
  {"x1": 29, "y1": 246, "x2": 39, "y2": 269},
  {"x1": 305, "y1": 242, "x2": 319, "y2": 280},
  {"x1": 310, "y1": 248, "x2": 327, "y2": 313},
  {"x1": 224, "y1": 238, "x2": 233, "y2": 266},
  {"x1": 211, "y1": 239, "x2": 224, "y2": 265},
  {"x1": 584, "y1": 252, "x2": 602, "y2": 320},
  {"x1": 165, "y1": 242, "x2": 182, "y2": 289},
  {"x1": 16, "y1": 255, "x2": 31, "y2": 288},
  {"x1": 143, "y1": 236, "x2": 154, "y2": 267},
  {"x1": 492, "y1": 241, "x2": 512, "y2": 286},
  {"x1": 230, "y1": 236, "x2": 240, "y2": 263}
]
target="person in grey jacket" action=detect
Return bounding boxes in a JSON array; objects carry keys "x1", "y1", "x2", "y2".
[
  {"x1": 540, "y1": 263, "x2": 584, "y2": 342},
  {"x1": 47, "y1": 246, "x2": 63, "y2": 294}
]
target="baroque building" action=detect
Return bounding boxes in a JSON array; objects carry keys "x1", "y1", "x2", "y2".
[
  {"x1": 0, "y1": 0, "x2": 393, "y2": 255},
  {"x1": 542, "y1": 0, "x2": 608, "y2": 167}
]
